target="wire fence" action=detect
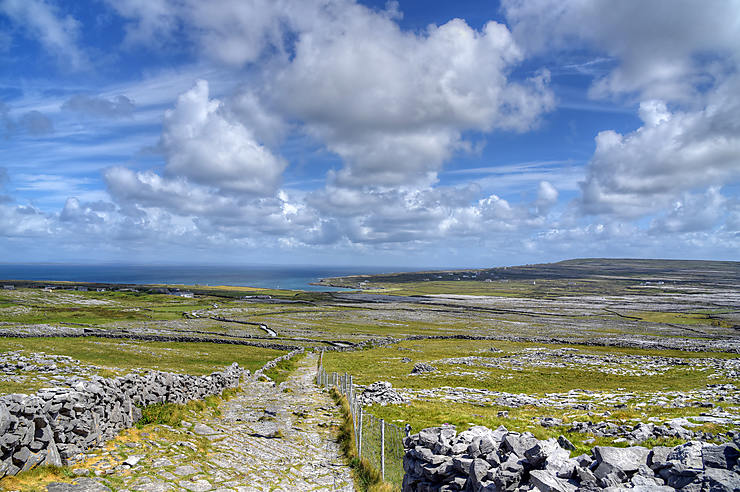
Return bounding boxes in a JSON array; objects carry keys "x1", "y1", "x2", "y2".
[{"x1": 316, "y1": 352, "x2": 407, "y2": 489}]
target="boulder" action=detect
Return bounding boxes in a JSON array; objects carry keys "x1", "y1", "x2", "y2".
[
  {"x1": 467, "y1": 458, "x2": 489, "y2": 489},
  {"x1": 592, "y1": 445, "x2": 649, "y2": 479},
  {"x1": 667, "y1": 440, "x2": 705, "y2": 470},
  {"x1": 648, "y1": 446, "x2": 673, "y2": 470},
  {"x1": 702, "y1": 443, "x2": 739, "y2": 469},
  {"x1": 557, "y1": 435, "x2": 575, "y2": 451},
  {"x1": 524, "y1": 437, "x2": 569, "y2": 468},
  {"x1": 703, "y1": 467, "x2": 740, "y2": 492},
  {"x1": 529, "y1": 469, "x2": 577, "y2": 492},
  {"x1": 630, "y1": 423, "x2": 655, "y2": 442},
  {"x1": 492, "y1": 454, "x2": 524, "y2": 490},
  {"x1": 0, "y1": 403, "x2": 11, "y2": 434},
  {"x1": 502, "y1": 432, "x2": 540, "y2": 459}
]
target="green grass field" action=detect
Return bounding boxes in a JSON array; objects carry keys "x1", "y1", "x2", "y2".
[
  {"x1": 322, "y1": 337, "x2": 738, "y2": 446},
  {"x1": 0, "y1": 336, "x2": 284, "y2": 393},
  {"x1": 322, "y1": 338, "x2": 736, "y2": 393}
]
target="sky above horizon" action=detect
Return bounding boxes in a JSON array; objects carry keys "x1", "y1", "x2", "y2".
[{"x1": 0, "y1": 0, "x2": 738, "y2": 268}]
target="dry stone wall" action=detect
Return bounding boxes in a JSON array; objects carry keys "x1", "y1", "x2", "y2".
[
  {"x1": 0, "y1": 363, "x2": 243, "y2": 478},
  {"x1": 253, "y1": 348, "x2": 305, "y2": 379},
  {"x1": 402, "y1": 425, "x2": 740, "y2": 491}
]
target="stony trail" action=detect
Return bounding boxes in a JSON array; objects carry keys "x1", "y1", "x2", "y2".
[{"x1": 46, "y1": 354, "x2": 354, "y2": 492}]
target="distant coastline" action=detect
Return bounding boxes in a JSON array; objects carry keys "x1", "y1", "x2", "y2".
[{"x1": 0, "y1": 264, "x2": 405, "y2": 292}]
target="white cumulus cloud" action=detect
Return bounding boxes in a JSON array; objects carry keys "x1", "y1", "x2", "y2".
[{"x1": 160, "y1": 80, "x2": 287, "y2": 196}]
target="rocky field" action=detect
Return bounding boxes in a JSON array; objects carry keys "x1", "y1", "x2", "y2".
[{"x1": 0, "y1": 259, "x2": 738, "y2": 490}]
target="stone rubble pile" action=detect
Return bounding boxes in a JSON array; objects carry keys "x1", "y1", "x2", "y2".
[
  {"x1": 403, "y1": 334, "x2": 740, "y2": 355},
  {"x1": 358, "y1": 381, "x2": 408, "y2": 406},
  {"x1": 0, "y1": 363, "x2": 243, "y2": 478},
  {"x1": 433, "y1": 349, "x2": 740, "y2": 379},
  {"x1": 402, "y1": 424, "x2": 740, "y2": 491},
  {"x1": 412, "y1": 363, "x2": 438, "y2": 374},
  {"x1": 0, "y1": 351, "x2": 95, "y2": 375},
  {"x1": 566, "y1": 418, "x2": 740, "y2": 445},
  {"x1": 401, "y1": 383, "x2": 740, "y2": 411}
]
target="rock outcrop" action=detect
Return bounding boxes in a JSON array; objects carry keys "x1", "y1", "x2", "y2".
[{"x1": 402, "y1": 424, "x2": 740, "y2": 491}]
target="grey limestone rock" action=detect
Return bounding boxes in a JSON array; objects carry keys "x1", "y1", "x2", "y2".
[
  {"x1": 122, "y1": 455, "x2": 143, "y2": 467},
  {"x1": 0, "y1": 402, "x2": 11, "y2": 434},
  {"x1": 703, "y1": 467, "x2": 740, "y2": 492},
  {"x1": 702, "y1": 442, "x2": 740, "y2": 469},
  {"x1": 501, "y1": 432, "x2": 539, "y2": 459},
  {"x1": 46, "y1": 478, "x2": 111, "y2": 492},
  {"x1": 403, "y1": 423, "x2": 740, "y2": 492},
  {"x1": 193, "y1": 423, "x2": 217, "y2": 435},
  {"x1": 411, "y1": 363, "x2": 437, "y2": 374},
  {"x1": 0, "y1": 360, "x2": 244, "y2": 478},
  {"x1": 649, "y1": 445, "x2": 673, "y2": 469},
  {"x1": 524, "y1": 437, "x2": 568, "y2": 468},
  {"x1": 557, "y1": 435, "x2": 575, "y2": 451},
  {"x1": 467, "y1": 458, "x2": 489, "y2": 488},
  {"x1": 667, "y1": 440, "x2": 705, "y2": 470},
  {"x1": 529, "y1": 469, "x2": 577, "y2": 492},
  {"x1": 592, "y1": 445, "x2": 650, "y2": 478},
  {"x1": 359, "y1": 381, "x2": 408, "y2": 406}
]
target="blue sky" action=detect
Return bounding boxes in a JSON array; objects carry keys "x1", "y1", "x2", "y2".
[{"x1": 0, "y1": 0, "x2": 738, "y2": 267}]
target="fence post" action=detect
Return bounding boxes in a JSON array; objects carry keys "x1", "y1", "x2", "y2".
[
  {"x1": 380, "y1": 418, "x2": 385, "y2": 481},
  {"x1": 358, "y1": 406, "x2": 363, "y2": 459},
  {"x1": 352, "y1": 403, "x2": 360, "y2": 449}
]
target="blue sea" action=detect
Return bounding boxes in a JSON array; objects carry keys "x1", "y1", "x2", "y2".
[{"x1": 0, "y1": 264, "x2": 408, "y2": 291}]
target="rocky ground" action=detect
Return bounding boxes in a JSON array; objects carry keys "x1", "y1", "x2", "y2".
[
  {"x1": 1, "y1": 260, "x2": 738, "y2": 490},
  {"x1": 0, "y1": 350, "x2": 108, "y2": 389},
  {"x1": 402, "y1": 424, "x2": 740, "y2": 491},
  {"x1": 37, "y1": 354, "x2": 354, "y2": 492}
]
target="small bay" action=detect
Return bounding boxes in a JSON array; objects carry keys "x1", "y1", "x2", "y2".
[{"x1": 0, "y1": 264, "x2": 404, "y2": 291}]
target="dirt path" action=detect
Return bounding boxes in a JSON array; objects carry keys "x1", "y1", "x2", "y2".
[{"x1": 46, "y1": 353, "x2": 354, "y2": 492}]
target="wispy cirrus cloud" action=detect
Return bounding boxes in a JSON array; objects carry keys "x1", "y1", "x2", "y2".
[{"x1": 0, "y1": 0, "x2": 88, "y2": 70}]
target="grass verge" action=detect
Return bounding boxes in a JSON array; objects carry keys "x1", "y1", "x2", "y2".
[
  {"x1": 0, "y1": 465, "x2": 74, "y2": 491},
  {"x1": 330, "y1": 388, "x2": 394, "y2": 492},
  {"x1": 136, "y1": 387, "x2": 239, "y2": 427},
  {"x1": 263, "y1": 353, "x2": 304, "y2": 384}
]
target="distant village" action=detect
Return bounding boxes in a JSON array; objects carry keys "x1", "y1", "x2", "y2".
[
  {"x1": 2, "y1": 283, "x2": 195, "y2": 298},
  {"x1": 0, "y1": 283, "x2": 281, "y2": 302}
]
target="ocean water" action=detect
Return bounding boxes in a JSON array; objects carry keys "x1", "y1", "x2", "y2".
[{"x1": 0, "y1": 264, "x2": 404, "y2": 291}]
